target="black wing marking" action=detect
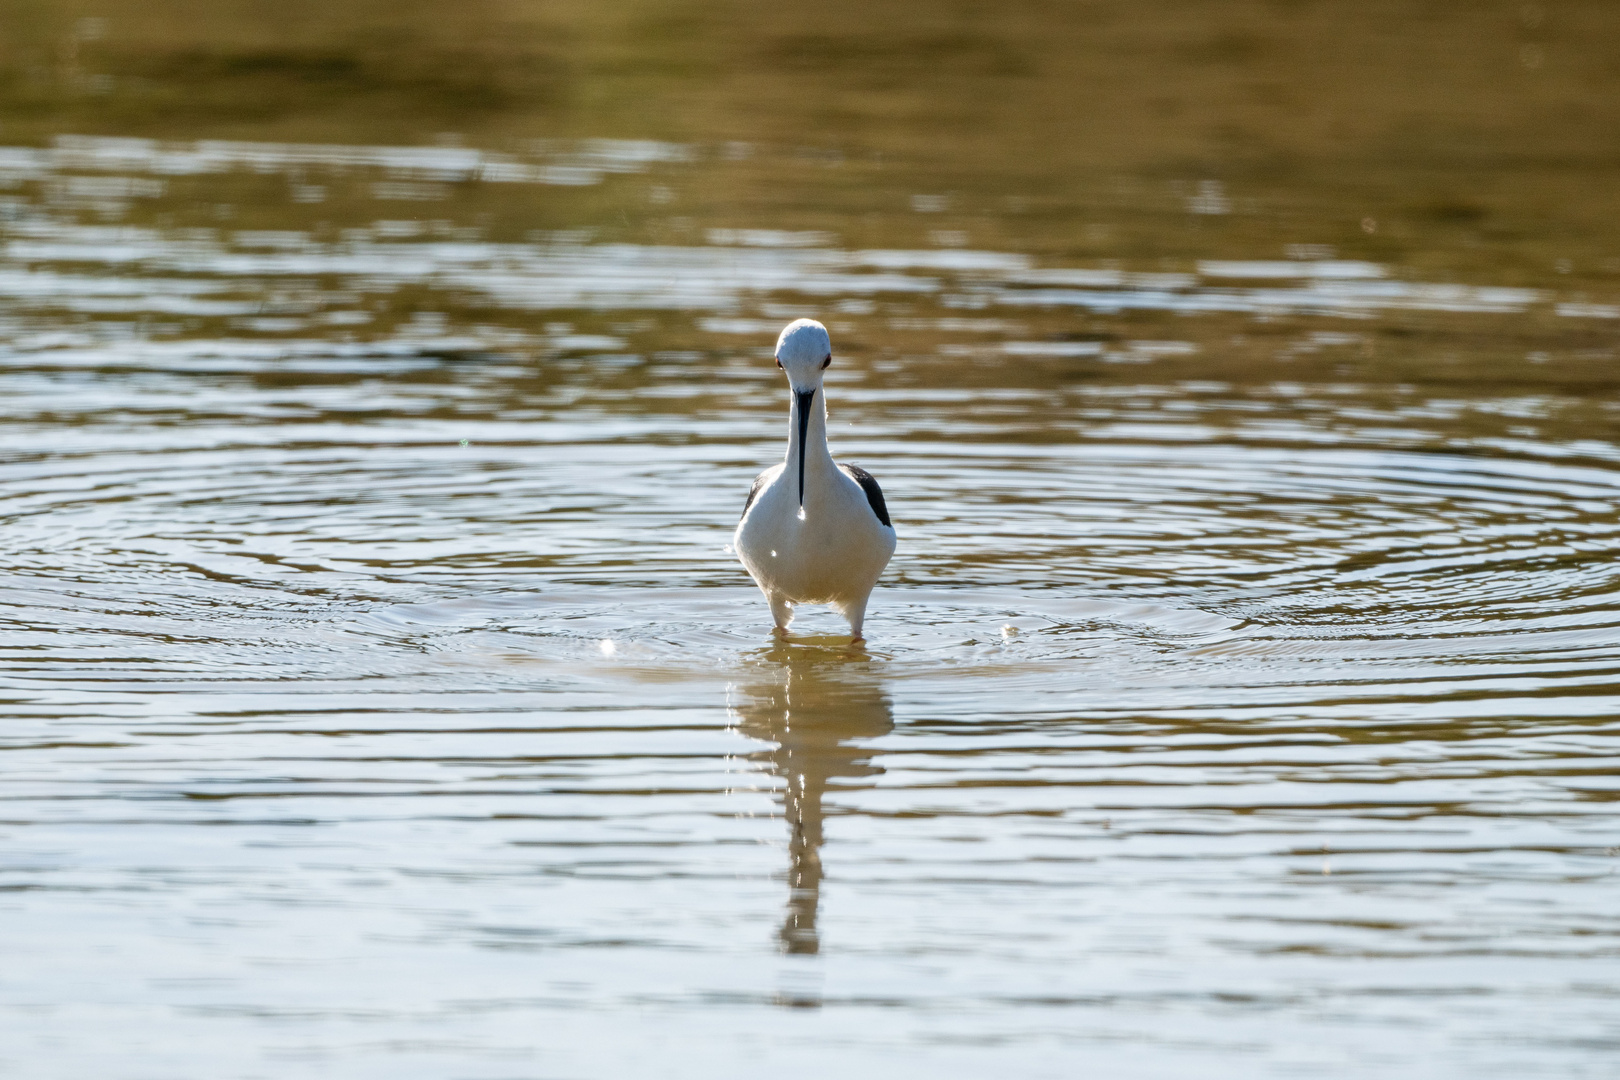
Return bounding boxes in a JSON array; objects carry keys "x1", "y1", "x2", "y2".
[
  {"x1": 741, "y1": 468, "x2": 772, "y2": 520},
  {"x1": 839, "y1": 463, "x2": 892, "y2": 527}
]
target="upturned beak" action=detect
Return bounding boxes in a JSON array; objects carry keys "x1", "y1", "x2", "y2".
[{"x1": 794, "y1": 387, "x2": 816, "y2": 508}]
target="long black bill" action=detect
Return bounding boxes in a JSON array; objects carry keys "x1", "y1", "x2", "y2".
[{"x1": 794, "y1": 387, "x2": 816, "y2": 508}]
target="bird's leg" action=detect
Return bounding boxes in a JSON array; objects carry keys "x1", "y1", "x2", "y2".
[
  {"x1": 842, "y1": 595, "x2": 870, "y2": 643},
  {"x1": 769, "y1": 594, "x2": 794, "y2": 633}
]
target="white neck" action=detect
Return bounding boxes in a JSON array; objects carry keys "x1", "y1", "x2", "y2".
[{"x1": 785, "y1": 385, "x2": 834, "y2": 468}]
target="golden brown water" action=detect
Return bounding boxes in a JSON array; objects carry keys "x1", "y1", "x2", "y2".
[{"x1": 1, "y1": 4, "x2": 1618, "y2": 1076}]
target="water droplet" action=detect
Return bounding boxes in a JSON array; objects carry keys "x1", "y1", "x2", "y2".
[{"x1": 599, "y1": 639, "x2": 616, "y2": 656}]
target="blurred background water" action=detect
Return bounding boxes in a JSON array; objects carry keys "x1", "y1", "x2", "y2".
[{"x1": 1, "y1": 2, "x2": 1618, "y2": 1077}]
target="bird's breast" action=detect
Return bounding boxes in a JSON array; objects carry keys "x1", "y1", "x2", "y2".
[{"x1": 735, "y1": 468, "x2": 894, "y2": 603}]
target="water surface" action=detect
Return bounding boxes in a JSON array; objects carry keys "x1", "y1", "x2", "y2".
[{"x1": 2, "y1": 119, "x2": 1619, "y2": 1078}]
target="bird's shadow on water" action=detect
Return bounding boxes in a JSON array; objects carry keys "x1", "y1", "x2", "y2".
[{"x1": 727, "y1": 638, "x2": 894, "y2": 957}]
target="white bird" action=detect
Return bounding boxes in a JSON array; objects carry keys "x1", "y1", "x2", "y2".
[{"x1": 735, "y1": 319, "x2": 896, "y2": 641}]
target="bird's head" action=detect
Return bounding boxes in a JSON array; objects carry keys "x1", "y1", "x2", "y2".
[
  {"x1": 775, "y1": 319, "x2": 833, "y2": 511},
  {"x1": 775, "y1": 319, "x2": 833, "y2": 393}
]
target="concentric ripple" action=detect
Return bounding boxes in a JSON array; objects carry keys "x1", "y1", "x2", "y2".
[
  {"x1": 2, "y1": 323, "x2": 1617, "y2": 1079},
  {"x1": 3, "y1": 119, "x2": 1620, "y2": 1072}
]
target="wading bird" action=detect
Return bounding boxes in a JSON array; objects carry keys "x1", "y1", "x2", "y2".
[{"x1": 735, "y1": 319, "x2": 896, "y2": 641}]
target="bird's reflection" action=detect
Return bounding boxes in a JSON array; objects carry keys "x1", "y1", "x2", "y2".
[{"x1": 728, "y1": 641, "x2": 893, "y2": 955}]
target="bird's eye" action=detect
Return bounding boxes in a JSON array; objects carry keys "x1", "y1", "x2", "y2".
[{"x1": 821, "y1": 355, "x2": 832, "y2": 369}]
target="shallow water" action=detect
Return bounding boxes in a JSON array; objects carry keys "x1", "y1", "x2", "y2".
[{"x1": 2, "y1": 130, "x2": 1619, "y2": 1079}]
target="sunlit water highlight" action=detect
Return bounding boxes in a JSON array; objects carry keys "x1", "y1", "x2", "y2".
[{"x1": 1, "y1": 138, "x2": 1618, "y2": 1078}]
